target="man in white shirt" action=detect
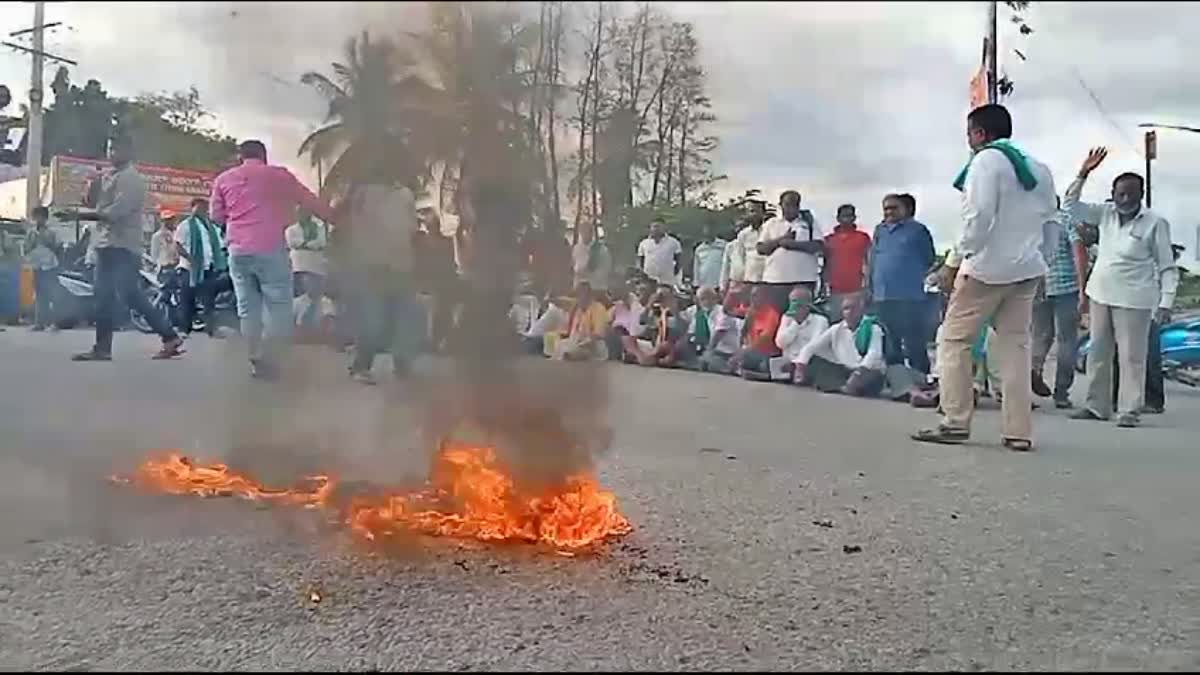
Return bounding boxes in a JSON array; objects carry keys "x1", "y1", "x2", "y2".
[
  {"x1": 698, "y1": 289, "x2": 745, "y2": 374},
  {"x1": 571, "y1": 222, "x2": 613, "y2": 293},
  {"x1": 794, "y1": 293, "x2": 885, "y2": 396},
  {"x1": 913, "y1": 104, "x2": 1057, "y2": 451},
  {"x1": 692, "y1": 224, "x2": 727, "y2": 291},
  {"x1": 756, "y1": 190, "x2": 825, "y2": 312},
  {"x1": 1065, "y1": 147, "x2": 1178, "y2": 428},
  {"x1": 720, "y1": 212, "x2": 766, "y2": 292},
  {"x1": 636, "y1": 218, "x2": 682, "y2": 285},
  {"x1": 775, "y1": 285, "x2": 830, "y2": 366},
  {"x1": 175, "y1": 197, "x2": 232, "y2": 337}
]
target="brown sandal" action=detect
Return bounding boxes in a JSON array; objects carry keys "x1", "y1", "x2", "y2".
[{"x1": 911, "y1": 426, "x2": 970, "y2": 445}]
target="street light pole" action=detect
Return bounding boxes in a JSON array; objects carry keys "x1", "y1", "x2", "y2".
[{"x1": 1138, "y1": 122, "x2": 1200, "y2": 209}]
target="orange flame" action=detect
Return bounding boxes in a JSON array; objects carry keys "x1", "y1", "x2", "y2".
[{"x1": 116, "y1": 443, "x2": 631, "y2": 551}]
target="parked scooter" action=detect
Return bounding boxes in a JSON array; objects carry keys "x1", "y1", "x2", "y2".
[{"x1": 1075, "y1": 310, "x2": 1200, "y2": 387}]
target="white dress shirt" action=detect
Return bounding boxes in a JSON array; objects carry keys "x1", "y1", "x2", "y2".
[
  {"x1": 1063, "y1": 178, "x2": 1178, "y2": 310},
  {"x1": 775, "y1": 312, "x2": 830, "y2": 363},
  {"x1": 722, "y1": 225, "x2": 766, "y2": 285},
  {"x1": 947, "y1": 146, "x2": 1057, "y2": 284},
  {"x1": 759, "y1": 216, "x2": 825, "y2": 284},
  {"x1": 798, "y1": 320, "x2": 885, "y2": 371}
]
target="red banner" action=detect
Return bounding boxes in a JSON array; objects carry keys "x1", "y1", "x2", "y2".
[{"x1": 49, "y1": 155, "x2": 216, "y2": 215}]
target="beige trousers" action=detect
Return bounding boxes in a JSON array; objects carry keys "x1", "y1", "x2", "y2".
[
  {"x1": 937, "y1": 274, "x2": 1039, "y2": 440},
  {"x1": 1084, "y1": 302, "x2": 1152, "y2": 418}
]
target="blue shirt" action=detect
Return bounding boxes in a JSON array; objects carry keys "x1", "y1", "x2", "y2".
[{"x1": 870, "y1": 219, "x2": 936, "y2": 302}]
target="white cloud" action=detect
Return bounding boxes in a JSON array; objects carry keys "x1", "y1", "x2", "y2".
[{"x1": 2, "y1": 1, "x2": 1197, "y2": 266}]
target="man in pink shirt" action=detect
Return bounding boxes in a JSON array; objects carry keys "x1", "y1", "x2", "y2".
[{"x1": 210, "y1": 140, "x2": 335, "y2": 379}]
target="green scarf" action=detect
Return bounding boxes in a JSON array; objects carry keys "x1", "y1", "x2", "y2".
[
  {"x1": 953, "y1": 139, "x2": 1038, "y2": 193},
  {"x1": 853, "y1": 314, "x2": 879, "y2": 357},
  {"x1": 185, "y1": 215, "x2": 227, "y2": 286},
  {"x1": 298, "y1": 215, "x2": 319, "y2": 244},
  {"x1": 693, "y1": 305, "x2": 711, "y2": 347},
  {"x1": 785, "y1": 298, "x2": 815, "y2": 319}
]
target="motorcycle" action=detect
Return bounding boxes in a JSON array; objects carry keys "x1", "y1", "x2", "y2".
[
  {"x1": 53, "y1": 253, "x2": 163, "y2": 332},
  {"x1": 1075, "y1": 310, "x2": 1200, "y2": 387}
]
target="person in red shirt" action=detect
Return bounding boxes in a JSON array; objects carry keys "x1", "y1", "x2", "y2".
[
  {"x1": 731, "y1": 285, "x2": 782, "y2": 380},
  {"x1": 822, "y1": 204, "x2": 872, "y2": 318}
]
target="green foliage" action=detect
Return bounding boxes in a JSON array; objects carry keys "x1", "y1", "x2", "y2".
[
  {"x1": 40, "y1": 67, "x2": 236, "y2": 171},
  {"x1": 604, "y1": 187, "x2": 767, "y2": 266}
]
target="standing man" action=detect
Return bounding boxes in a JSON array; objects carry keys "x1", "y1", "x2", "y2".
[
  {"x1": 823, "y1": 204, "x2": 871, "y2": 319},
  {"x1": 691, "y1": 223, "x2": 727, "y2": 292},
  {"x1": 285, "y1": 209, "x2": 330, "y2": 334},
  {"x1": 210, "y1": 140, "x2": 335, "y2": 379},
  {"x1": 174, "y1": 197, "x2": 231, "y2": 337},
  {"x1": 343, "y1": 160, "x2": 422, "y2": 384},
  {"x1": 23, "y1": 206, "x2": 60, "y2": 332},
  {"x1": 721, "y1": 206, "x2": 767, "y2": 293},
  {"x1": 1031, "y1": 199, "x2": 1088, "y2": 408},
  {"x1": 756, "y1": 190, "x2": 824, "y2": 312},
  {"x1": 571, "y1": 222, "x2": 613, "y2": 295},
  {"x1": 869, "y1": 193, "x2": 936, "y2": 374},
  {"x1": 913, "y1": 104, "x2": 1057, "y2": 451},
  {"x1": 1066, "y1": 148, "x2": 1177, "y2": 428},
  {"x1": 72, "y1": 139, "x2": 185, "y2": 362},
  {"x1": 636, "y1": 218, "x2": 682, "y2": 286},
  {"x1": 1113, "y1": 243, "x2": 1184, "y2": 415}
]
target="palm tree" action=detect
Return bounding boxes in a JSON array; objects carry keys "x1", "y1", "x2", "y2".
[
  {"x1": 299, "y1": 31, "x2": 432, "y2": 197},
  {"x1": 399, "y1": 2, "x2": 545, "y2": 226}
]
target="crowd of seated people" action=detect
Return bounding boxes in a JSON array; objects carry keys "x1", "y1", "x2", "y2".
[{"x1": 511, "y1": 271, "x2": 896, "y2": 400}]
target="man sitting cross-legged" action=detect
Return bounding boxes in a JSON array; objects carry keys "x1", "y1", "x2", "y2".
[
  {"x1": 635, "y1": 286, "x2": 691, "y2": 368},
  {"x1": 698, "y1": 287, "x2": 745, "y2": 374},
  {"x1": 550, "y1": 281, "x2": 611, "y2": 362},
  {"x1": 775, "y1": 285, "x2": 830, "y2": 380},
  {"x1": 730, "y1": 285, "x2": 784, "y2": 381},
  {"x1": 794, "y1": 292, "x2": 886, "y2": 397}
]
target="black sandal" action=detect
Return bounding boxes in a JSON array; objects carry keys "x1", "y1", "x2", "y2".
[
  {"x1": 1001, "y1": 437, "x2": 1034, "y2": 452},
  {"x1": 911, "y1": 426, "x2": 970, "y2": 445}
]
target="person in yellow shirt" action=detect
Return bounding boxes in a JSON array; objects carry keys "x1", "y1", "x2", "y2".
[{"x1": 551, "y1": 281, "x2": 610, "y2": 361}]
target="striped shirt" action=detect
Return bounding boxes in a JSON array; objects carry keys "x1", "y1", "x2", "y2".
[{"x1": 1043, "y1": 210, "x2": 1081, "y2": 297}]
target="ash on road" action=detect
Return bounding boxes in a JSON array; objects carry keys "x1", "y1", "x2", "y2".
[{"x1": 2, "y1": 329, "x2": 1199, "y2": 671}]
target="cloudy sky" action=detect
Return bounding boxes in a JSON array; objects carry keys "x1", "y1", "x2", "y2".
[{"x1": 2, "y1": 1, "x2": 1197, "y2": 264}]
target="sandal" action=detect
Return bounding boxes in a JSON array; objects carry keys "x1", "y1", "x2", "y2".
[
  {"x1": 911, "y1": 425, "x2": 970, "y2": 445},
  {"x1": 1001, "y1": 437, "x2": 1034, "y2": 452}
]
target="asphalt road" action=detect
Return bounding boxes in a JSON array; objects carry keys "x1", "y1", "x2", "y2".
[{"x1": 2, "y1": 327, "x2": 1200, "y2": 671}]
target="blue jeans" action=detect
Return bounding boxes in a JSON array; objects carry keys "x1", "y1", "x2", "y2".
[
  {"x1": 32, "y1": 269, "x2": 60, "y2": 328},
  {"x1": 877, "y1": 299, "x2": 931, "y2": 374},
  {"x1": 229, "y1": 249, "x2": 293, "y2": 364}
]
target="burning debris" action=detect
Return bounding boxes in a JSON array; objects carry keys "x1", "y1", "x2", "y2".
[{"x1": 114, "y1": 442, "x2": 632, "y2": 553}]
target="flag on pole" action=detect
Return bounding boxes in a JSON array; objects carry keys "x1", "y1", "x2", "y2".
[{"x1": 969, "y1": 37, "x2": 989, "y2": 109}]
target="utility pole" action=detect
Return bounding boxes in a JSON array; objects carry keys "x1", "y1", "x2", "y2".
[
  {"x1": 987, "y1": 0, "x2": 999, "y2": 104},
  {"x1": 1144, "y1": 130, "x2": 1156, "y2": 209},
  {"x1": 24, "y1": 0, "x2": 46, "y2": 220}
]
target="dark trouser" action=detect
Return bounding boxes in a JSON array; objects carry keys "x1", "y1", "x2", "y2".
[
  {"x1": 759, "y1": 282, "x2": 814, "y2": 314},
  {"x1": 429, "y1": 276, "x2": 460, "y2": 352},
  {"x1": 741, "y1": 349, "x2": 776, "y2": 373},
  {"x1": 1113, "y1": 320, "x2": 1164, "y2": 411},
  {"x1": 807, "y1": 355, "x2": 885, "y2": 396},
  {"x1": 876, "y1": 299, "x2": 931, "y2": 374},
  {"x1": 183, "y1": 270, "x2": 233, "y2": 334},
  {"x1": 94, "y1": 247, "x2": 178, "y2": 354},
  {"x1": 33, "y1": 269, "x2": 59, "y2": 327},
  {"x1": 350, "y1": 278, "x2": 424, "y2": 375},
  {"x1": 1031, "y1": 291, "x2": 1080, "y2": 401}
]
